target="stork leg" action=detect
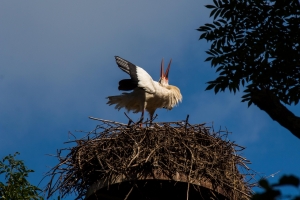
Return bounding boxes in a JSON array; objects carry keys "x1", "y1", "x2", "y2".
[
  {"x1": 124, "y1": 112, "x2": 135, "y2": 127},
  {"x1": 141, "y1": 109, "x2": 144, "y2": 122},
  {"x1": 136, "y1": 109, "x2": 144, "y2": 127},
  {"x1": 137, "y1": 101, "x2": 146, "y2": 127},
  {"x1": 149, "y1": 110, "x2": 156, "y2": 126},
  {"x1": 150, "y1": 114, "x2": 153, "y2": 126}
]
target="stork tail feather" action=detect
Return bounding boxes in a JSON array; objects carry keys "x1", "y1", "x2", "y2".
[{"x1": 107, "y1": 93, "x2": 141, "y2": 113}]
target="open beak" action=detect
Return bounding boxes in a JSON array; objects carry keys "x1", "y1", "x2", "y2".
[
  {"x1": 160, "y1": 58, "x2": 164, "y2": 78},
  {"x1": 160, "y1": 58, "x2": 172, "y2": 79},
  {"x1": 165, "y1": 59, "x2": 171, "y2": 79}
]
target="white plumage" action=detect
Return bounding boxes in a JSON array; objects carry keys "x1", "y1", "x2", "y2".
[
  {"x1": 107, "y1": 56, "x2": 182, "y2": 122},
  {"x1": 135, "y1": 67, "x2": 156, "y2": 94}
]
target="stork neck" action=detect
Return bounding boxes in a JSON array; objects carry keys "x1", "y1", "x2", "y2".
[{"x1": 159, "y1": 78, "x2": 169, "y2": 87}]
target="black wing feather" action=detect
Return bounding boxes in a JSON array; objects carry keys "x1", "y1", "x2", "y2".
[
  {"x1": 114, "y1": 56, "x2": 156, "y2": 93},
  {"x1": 115, "y1": 56, "x2": 138, "y2": 84},
  {"x1": 118, "y1": 79, "x2": 138, "y2": 91}
]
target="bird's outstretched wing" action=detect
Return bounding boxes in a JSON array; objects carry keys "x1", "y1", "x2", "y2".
[{"x1": 115, "y1": 56, "x2": 156, "y2": 94}]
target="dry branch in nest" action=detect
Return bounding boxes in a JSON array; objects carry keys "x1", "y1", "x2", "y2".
[{"x1": 45, "y1": 116, "x2": 254, "y2": 200}]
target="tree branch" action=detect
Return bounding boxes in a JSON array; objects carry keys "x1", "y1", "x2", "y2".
[{"x1": 250, "y1": 88, "x2": 300, "y2": 139}]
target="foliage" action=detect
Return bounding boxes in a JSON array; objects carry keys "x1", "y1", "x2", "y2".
[
  {"x1": 252, "y1": 175, "x2": 300, "y2": 200},
  {"x1": 0, "y1": 152, "x2": 43, "y2": 200},
  {"x1": 198, "y1": 0, "x2": 300, "y2": 107}
]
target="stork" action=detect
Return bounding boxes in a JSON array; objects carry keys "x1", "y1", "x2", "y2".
[{"x1": 107, "y1": 56, "x2": 182, "y2": 123}]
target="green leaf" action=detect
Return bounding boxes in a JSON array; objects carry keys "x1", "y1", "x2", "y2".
[
  {"x1": 214, "y1": 9, "x2": 222, "y2": 20},
  {"x1": 199, "y1": 33, "x2": 207, "y2": 39},
  {"x1": 216, "y1": 66, "x2": 224, "y2": 72},
  {"x1": 247, "y1": 100, "x2": 253, "y2": 107},
  {"x1": 210, "y1": 8, "x2": 218, "y2": 18},
  {"x1": 220, "y1": 9, "x2": 229, "y2": 17},
  {"x1": 275, "y1": 175, "x2": 300, "y2": 187},
  {"x1": 219, "y1": 71, "x2": 227, "y2": 75},
  {"x1": 241, "y1": 98, "x2": 250, "y2": 102},
  {"x1": 241, "y1": 93, "x2": 251, "y2": 99},
  {"x1": 205, "y1": 23, "x2": 216, "y2": 29},
  {"x1": 205, "y1": 5, "x2": 216, "y2": 9},
  {"x1": 259, "y1": 179, "x2": 270, "y2": 190},
  {"x1": 218, "y1": 19, "x2": 227, "y2": 24},
  {"x1": 197, "y1": 26, "x2": 211, "y2": 31},
  {"x1": 205, "y1": 50, "x2": 215, "y2": 56},
  {"x1": 213, "y1": 0, "x2": 219, "y2": 7},
  {"x1": 205, "y1": 57, "x2": 213, "y2": 61},
  {"x1": 205, "y1": 83, "x2": 215, "y2": 91},
  {"x1": 214, "y1": 84, "x2": 221, "y2": 94}
]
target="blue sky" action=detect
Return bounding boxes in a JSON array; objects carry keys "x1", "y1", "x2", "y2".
[{"x1": 1, "y1": 1, "x2": 299, "y2": 199}]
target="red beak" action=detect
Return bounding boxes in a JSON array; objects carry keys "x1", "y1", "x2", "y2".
[
  {"x1": 165, "y1": 59, "x2": 172, "y2": 79},
  {"x1": 161, "y1": 58, "x2": 164, "y2": 78},
  {"x1": 160, "y1": 58, "x2": 172, "y2": 79}
]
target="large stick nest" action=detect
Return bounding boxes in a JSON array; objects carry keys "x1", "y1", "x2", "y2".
[{"x1": 45, "y1": 117, "x2": 254, "y2": 200}]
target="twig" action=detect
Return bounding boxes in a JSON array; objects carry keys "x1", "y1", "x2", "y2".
[
  {"x1": 124, "y1": 185, "x2": 134, "y2": 200},
  {"x1": 265, "y1": 171, "x2": 280, "y2": 179},
  {"x1": 88, "y1": 116, "x2": 127, "y2": 126},
  {"x1": 124, "y1": 112, "x2": 134, "y2": 126},
  {"x1": 185, "y1": 114, "x2": 190, "y2": 132}
]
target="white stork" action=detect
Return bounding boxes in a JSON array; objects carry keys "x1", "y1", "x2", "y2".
[{"x1": 107, "y1": 56, "x2": 182, "y2": 123}]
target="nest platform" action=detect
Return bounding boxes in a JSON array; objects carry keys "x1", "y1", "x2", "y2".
[{"x1": 45, "y1": 117, "x2": 254, "y2": 200}]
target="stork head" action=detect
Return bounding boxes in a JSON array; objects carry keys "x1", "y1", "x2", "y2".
[{"x1": 159, "y1": 58, "x2": 172, "y2": 86}]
